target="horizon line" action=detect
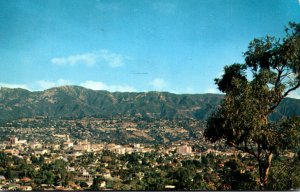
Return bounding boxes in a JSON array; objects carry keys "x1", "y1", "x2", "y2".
[{"x1": 0, "y1": 85, "x2": 224, "y2": 95}]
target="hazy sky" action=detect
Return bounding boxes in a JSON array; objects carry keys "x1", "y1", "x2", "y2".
[{"x1": 0, "y1": 0, "x2": 300, "y2": 97}]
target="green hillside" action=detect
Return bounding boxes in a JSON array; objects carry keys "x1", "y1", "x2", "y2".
[{"x1": 0, "y1": 86, "x2": 299, "y2": 121}]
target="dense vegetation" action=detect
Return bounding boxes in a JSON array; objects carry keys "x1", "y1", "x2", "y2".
[
  {"x1": 0, "y1": 150, "x2": 299, "y2": 190},
  {"x1": 205, "y1": 22, "x2": 300, "y2": 190},
  {"x1": 0, "y1": 86, "x2": 299, "y2": 122}
]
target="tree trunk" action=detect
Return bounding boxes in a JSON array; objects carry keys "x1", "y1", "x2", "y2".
[
  {"x1": 258, "y1": 160, "x2": 264, "y2": 190},
  {"x1": 263, "y1": 153, "x2": 273, "y2": 188},
  {"x1": 258, "y1": 153, "x2": 273, "y2": 190}
]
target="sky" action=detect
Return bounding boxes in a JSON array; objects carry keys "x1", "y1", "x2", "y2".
[{"x1": 0, "y1": 0, "x2": 300, "y2": 97}]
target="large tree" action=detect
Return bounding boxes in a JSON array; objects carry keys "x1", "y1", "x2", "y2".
[{"x1": 204, "y1": 22, "x2": 300, "y2": 190}]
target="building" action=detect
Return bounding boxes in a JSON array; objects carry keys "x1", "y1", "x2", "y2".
[
  {"x1": 114, "y1": 146, "x2": 126, "y2": 154},
  {"x1": 34, "y1": 149, "x2": 49, "y2": 156},
  {"x1": 106, "y1": 143, "x2": 116, "y2": 151},
  {"x1": 74, "y1": 168, "x2": 93, "y2": 182},
  {"x1": 0, "y1": 176, "x2": 5, "y2": 182},
  {"x1": 3, "y1": 149, "x2": 19, "y2": 155},
  {"x1": 31, "y1": 142, "x2": 43, "y2": 149},
  {"x1": 91, "y1": 144, "x2": 104, "y2": 152},
  {"x1": 9, "y1": 137, "x2": 27, "y2": 145},
  {"x1": 18, "y1": 186, "x2": 32, "y2": 191},
  {"x1": 74, "y1": 139, "x2": 91, "y2": 151},
  {"x1": 177, "y1": 144, "x2": 192, "y2": 155},
  {"x1": 165, "y1": 185, "x2": 176, "y2": 189},
  {"x1": 10, "y1": 137, "x2": 17, "y2": 145},
  {"x1": 63, "y1": 135, "x2": 74, "y2": 148}
]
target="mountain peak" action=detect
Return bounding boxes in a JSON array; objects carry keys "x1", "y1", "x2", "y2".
[{"x1": 45, "y1": 85, "x2": 87, "y2": 91}]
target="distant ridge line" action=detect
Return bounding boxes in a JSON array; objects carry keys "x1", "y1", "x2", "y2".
[{"x1": 0, "y1": 85, "x2": 299, "y2": 121}]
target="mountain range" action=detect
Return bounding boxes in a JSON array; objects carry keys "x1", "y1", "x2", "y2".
[{"x1": 0, "y1": 86, "x2": 299, "y2": 121}]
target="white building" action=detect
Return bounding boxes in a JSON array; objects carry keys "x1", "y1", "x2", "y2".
[
  {"x1": 177, "y1": 144, "x2": 192, "y2": 155},
  {"x1": 114, "y1": 146, "x2": 126, "y2": 154},
  {"x1": 63, "y1": 135, "x2": 74, "y2": 148},
  {"x1": 74, "y1": 139, "x2": 91, "y2": 151}
]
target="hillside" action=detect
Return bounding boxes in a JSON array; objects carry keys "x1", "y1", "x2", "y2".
[{"x1": 0, "y1": 86, "x2": 299, "y2": 121}]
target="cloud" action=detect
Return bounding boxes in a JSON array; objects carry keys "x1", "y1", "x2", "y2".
[
  {"x1": 33, "y1": 79, "x2": 72, "y2": 91},
  {"x1": 149, "y1": 78, "x2": 168, "y2": 90},
  {"x1": 51, "y1": 53, "x2": 97, "y2": 67},
  {"x1": 185, "y1": 87, "x2": 198, "y2": 94},
  {"x1": 99, "y1": 50, "x2": 125, "y2": 67},
  {"x1": 0, "y1": 82, "x2": 30, "y2": 90},
  {"x1": 152, "y1": 2, "x2": 176, "y2": 14},
  {"x1": 0, "y1": 79, "x2": 136, "y2": 92},
  {"x1": 80, "y1": 80, "x2": 136, "y2": 92},
  {"x1": 205, "y1": 88, "x2": 220, "y2": 94},
  {"x1": 51, "y1": 50, "x2": 128, "y2": 68}
]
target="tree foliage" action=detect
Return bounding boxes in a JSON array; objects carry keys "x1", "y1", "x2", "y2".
[
  {"x1": 267, "y1": 154, "x2": 300, "y2": 190},
  {"x1": 218, "y1": 159, "x2": 257, "y2": 190},
  {"x1": 205, "y1": 22, "x2": 300, "y2": 190}
]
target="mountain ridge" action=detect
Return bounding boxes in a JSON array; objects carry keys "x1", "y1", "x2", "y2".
[{"x1": 0, "y1": 85, "x2": 299, "y2": 121}]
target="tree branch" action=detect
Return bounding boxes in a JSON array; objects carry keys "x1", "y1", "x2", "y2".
[
  {"x1": 228, "y1": 141, "x2": 259, "y2": 159},
  {"x1": 274, "y1": 65, "x2": 284, "y2": 90},
  {"x1": 269, "y1": 82, "x2": 300, "y2": 112}
]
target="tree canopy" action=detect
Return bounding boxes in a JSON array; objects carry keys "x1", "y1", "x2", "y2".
[{"x1": 205, "y1": 22, "x2": 300, "y2": 190}]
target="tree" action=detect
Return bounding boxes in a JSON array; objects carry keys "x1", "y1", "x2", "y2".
[
  {"x1": 168, "y1": 167, "x2": 195, "y2": 190},
  {"x1": 79, "y1": 181, "x2": 89, "y2": 188},
  {"x1": 90, "y1": 176, "x2": 106, "y2": 190},
  {"x1": 218, "y1": 159, "x2": 256, "y2": 190},
  {"x1": 267, "y1": 153, "x2": 300, "y2": 190},
  {"x1": 205, "y1": 22, "x2": 300, "y2": 190}
]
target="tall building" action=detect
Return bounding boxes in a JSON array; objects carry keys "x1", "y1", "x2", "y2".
[
  {"x1": 10, "y1": 137, "x2": 18, "y2": 145},
  {"x1": 9, "y1": 137, "x2": 27, "y2": 145},
  {"x1": 64, "y1": 135, "x2": 73, "y2": 148}
]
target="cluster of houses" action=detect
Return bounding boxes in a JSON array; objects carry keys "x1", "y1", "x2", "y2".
[
  {"x1": 0, "y1": 134, "x2": 198, "y2": 190},
  {"x1": 0, "y1": 176, "x2": 32, "y2": 191}
]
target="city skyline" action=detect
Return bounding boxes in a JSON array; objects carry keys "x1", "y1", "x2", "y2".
[{"x1": 0, "y1": 0, "x2": 300, "y2": 98}]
